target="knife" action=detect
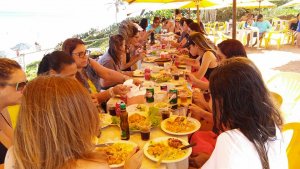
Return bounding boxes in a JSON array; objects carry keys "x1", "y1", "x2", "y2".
[
  {"x1": 95, "y1": 143, "x2": 114, "y2": 148},
  {"x1": 180, "y1": 142, "x2": 197, "y2": 150}
]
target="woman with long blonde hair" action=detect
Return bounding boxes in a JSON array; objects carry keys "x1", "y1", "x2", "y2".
[{"x1": 4, "y1": 76, "x2": 142, "y2": 169}]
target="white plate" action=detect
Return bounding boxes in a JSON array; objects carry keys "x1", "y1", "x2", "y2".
[
  {"x1": 161, "y1": 116, "x2": 201, "y2": 135},
  {"x1": 98, "y1": 140, "x2": 137, "y2": 168},
  {"x1": 133, "y1": 70, "x2": 144, "y2": 77},
  {"x1": 143, "y1": 137, "x2": 192, "y2": 163},
  {"x1": 143, "y1": 57, "x2": 157, "y2": 63},
  {"x1": 126, "y1": 104, "x2": 149, "y2": 116},
  {"x1": 99, "y1": 113, "x2": 112, "y2": 128}
]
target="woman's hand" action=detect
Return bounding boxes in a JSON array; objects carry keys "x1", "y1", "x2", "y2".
[
  {"x1": 124, "y1": 147, "x2": 143, "y2": 169},
  {"x1": 179, "y1": 48, "x2": 189, "y2": 55},
  {"x1": 189, "y1": 103, "x2": 205, "y2": 120},
  {"x1": 112, "y1": 84, "x2": 130, "y2": 96},
  {"x1": 133, "y1": 79, "x2": 142, "y2": 86},
  {"x1": 186, "y1": 72, "x2": 198, "y2": 84},
  {"x1": 90, "y1": 94, "x2": 99, "y2": 106},
  {"x1": 189, "y1": 152, "x2": 210, "y2": 169}
]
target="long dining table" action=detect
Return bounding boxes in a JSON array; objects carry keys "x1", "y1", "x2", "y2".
[{"x1": 102, "y1": 39, "x2": 195, "y2": 169}]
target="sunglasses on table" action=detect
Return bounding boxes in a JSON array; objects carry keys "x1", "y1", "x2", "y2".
[
  {"x1": 72, "y1": 50, "x2": 91, "y2": 58},
  {"x1": 0, "y1": 80, "x2": 28, "y2": 91}
]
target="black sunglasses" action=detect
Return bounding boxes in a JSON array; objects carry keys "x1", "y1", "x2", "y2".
[{"x1": 0, "y1": 80, "x2": 28, "y2": 91}]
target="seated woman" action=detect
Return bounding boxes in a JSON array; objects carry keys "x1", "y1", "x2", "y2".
[
  {"x1": 180, "y1": 32, "x2": 218, "y2": 81},
  {"x1": 171, "y1": 18, "x2": 194, "y2": 48},
  {"x1": 188, "y1": 40, "x2": 248, "y2": 167},
  {"x1": 161, "y1": 18, "x2": 175, "y2": 33},
  {"x1": 0, "y1": 58, "x2": 27, "y2": 167},
  {"x1": 98, "y1": 35, "x2": 133, "y2": 90},
  {"x1": 62, "y1": 38, "x2": 135, "y2": 103},
  {"x1": 187, "y1": 39, "x2": 247, "y2": 90},
  {"x1": 4, "y1": 76, "x2": 143, "y2": 169},
  {"x1": 200, "y1": 57, "x2": 288, "y2": 169},
  {"x1": 37, "y1": 51, "x2": 77, "y2": 78},
  {"x1": 119, "y1": 20, "x2": 146, "y2": 71}
]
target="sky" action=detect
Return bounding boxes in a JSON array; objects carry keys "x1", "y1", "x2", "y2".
[{"x1": 0, "y1": 0, "x2": 134, "y2": 51}]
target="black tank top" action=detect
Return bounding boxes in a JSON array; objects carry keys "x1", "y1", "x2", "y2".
[{"x1": 0, "y1": 142, "x2": 7, "y2": 164}]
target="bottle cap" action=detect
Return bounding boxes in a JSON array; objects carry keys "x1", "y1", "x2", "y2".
[{"x1": 120, "y1": 103, "x2": 126, "y2": 110}]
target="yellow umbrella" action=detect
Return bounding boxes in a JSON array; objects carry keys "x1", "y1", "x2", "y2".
[
  {"x1": 125, "y1": 0, "x2": 180, "y2": 3},
  {"x1": 180, "y1": 0, "x2": 219, "y2": 8}
]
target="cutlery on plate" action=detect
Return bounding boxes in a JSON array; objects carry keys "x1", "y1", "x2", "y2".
[{"x1": 180, "y1": 142, "x2": 197, "y2": 150}]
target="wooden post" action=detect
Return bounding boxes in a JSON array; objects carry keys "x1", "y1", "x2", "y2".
[
  {"x1": 232, "y1": 0, "x2": 237, "y2": 39},
  {"x1": 197, "y1": 4, "x2": 200, "y2": 23}
]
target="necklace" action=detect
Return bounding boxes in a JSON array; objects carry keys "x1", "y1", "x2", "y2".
[{"x1": 0, "y1": 112, "x2": 12, "y2": 128}]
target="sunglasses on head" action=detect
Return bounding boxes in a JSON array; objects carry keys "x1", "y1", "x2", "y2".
[
  {"x1": 72, "y1": 50, "x2": 91, "y2": 58},
  {"x1": 0, "y1": 80, "x2": 28, "y2": 91}
]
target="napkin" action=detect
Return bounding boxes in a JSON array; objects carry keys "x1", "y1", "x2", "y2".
[{"x1": 123, "y1": 79, "x2": 146, "y2": 98}]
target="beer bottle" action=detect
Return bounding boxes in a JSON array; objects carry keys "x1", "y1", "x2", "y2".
[
  {"x1": 150, "y1": 32, "x2": 155, "y2": 45},
  {"x1": 120, "y1": 103, "x2": 130, "y2": 140}
]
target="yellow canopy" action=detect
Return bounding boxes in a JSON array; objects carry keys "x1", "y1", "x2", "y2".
[
  {"x1": 124, "y1": 0, "x2": 180, "y2": 3},
  {"x1": 180, "y1": 0, "x2": 219, "y2": 8}
]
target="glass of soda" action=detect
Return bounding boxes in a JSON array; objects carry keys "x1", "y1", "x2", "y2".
[
  {"x1": 140, "y1": 121, "x2": 151, "y2": 141},
  {"x1": 108, "y1": 106, "x2": 116, "y2": 116}
]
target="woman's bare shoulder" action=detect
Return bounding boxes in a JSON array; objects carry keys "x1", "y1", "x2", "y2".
[{"x1": 76, "y1": 159, "x2": 110, "y2": 169}]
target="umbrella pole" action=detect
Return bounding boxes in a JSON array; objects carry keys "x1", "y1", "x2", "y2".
[
  {"x1": 232, "y1": 0, "x2": 237, "y2": 39},
  {"x1": 259, "y1": 1, "x2": 261, "y2": 15},
  {"x1": 188, "y1": 8, "x2": 191, "y2": 19},
  {"x1": 196, "y1": 4, "x2": 200, "y2": 23}
]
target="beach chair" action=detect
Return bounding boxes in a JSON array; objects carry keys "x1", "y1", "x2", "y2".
[{"x1": 283, "y1": 122, "x2": 300, "y2": 169}]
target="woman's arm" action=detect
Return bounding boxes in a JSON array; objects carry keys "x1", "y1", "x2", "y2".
[
  {"x1": 120, "y1": 54, "x2": 143, "y2": 71},
  {"x1": 89, "y1": 59, "x2": 128, "y2": 84},
  {"x1": 0, "y1": 111, "x2": 13, "y2": 148}
]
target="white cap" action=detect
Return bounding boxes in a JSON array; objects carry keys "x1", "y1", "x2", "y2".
[{"x1": 133, "y1": 23, "x2": 143, "y2": 31}]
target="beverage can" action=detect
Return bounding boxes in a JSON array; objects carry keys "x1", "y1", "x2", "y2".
[
  {"x1": 146, "y1": 88, "x2": 155, "y2": 103},
  {"x1": 169, "y1": 89, "x2": 178, "y2": 105}
]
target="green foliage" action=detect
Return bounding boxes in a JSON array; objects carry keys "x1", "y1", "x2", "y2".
[{"x1": 25, "y1": 60, "x2": 40, "y2": 81}]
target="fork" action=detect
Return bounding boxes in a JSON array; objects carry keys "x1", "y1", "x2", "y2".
[{"x1": 156, "y1": 148, "x2": 169, "y2": 167}]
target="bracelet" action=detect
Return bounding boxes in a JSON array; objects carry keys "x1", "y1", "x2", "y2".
[{"x1": 108, "y1": 87, "x2": 115, "y2": 97}]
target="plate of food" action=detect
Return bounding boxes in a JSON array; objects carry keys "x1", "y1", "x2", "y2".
[
  {"x1": 151, "y1": 72, "x2": 172, "y2": 83},
  {"x1": 99, "y1": 113, "x2": 112, "y2": 128},
  {"x1": 161, "y1": 116, "x2": 200, "y2": 135},
  {"x1": 143, "y1": 57, "x2": 157, "y2": 63},
  {"x1": 154, "y1": 58, "x2": 171, "y2": 66},
  {"x1": 126, "y1": 104, "x2": 149, "y2": 131},
  {"x1": 144, "y1": 137, "x2": 192, "y2": 163},
  {"x1": 96, "y1": 140, "x2": 137, "y2": 168},
  {"x1": 133, "y1": 70, "x2": 144, "y2": 77}
]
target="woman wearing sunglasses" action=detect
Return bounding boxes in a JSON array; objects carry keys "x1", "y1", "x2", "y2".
[
  {"x1": 62, "y1": 38, "x2": 135, "y2": 103},
  {"x1": 0, "y1": 58, "x2": 27, "y2": 168},
  {"x1": 4, "y1": 76, "x2": 143, "y2": 169}
]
